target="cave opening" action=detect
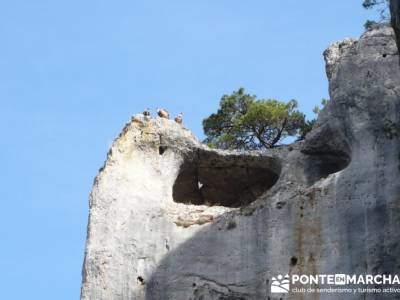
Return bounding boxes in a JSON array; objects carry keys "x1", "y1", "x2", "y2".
[
  {"x1": 302, "y1": 151, "x2": 351, "y2": 185},
  {"x1": 300, "y1": 123, "x2": 352, "y2": 185},
  {"x1": 172, "y1": 150, "x2": 281, "y2": 208}
]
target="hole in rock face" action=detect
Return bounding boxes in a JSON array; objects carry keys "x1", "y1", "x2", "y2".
[
  {"x1": 159, "y1": 146, "x2": 167, "y2": 155},
  {"x1": 290, "y1": 256, "x2": 298, "y2": 266},
  {"x1": 172, "y1": 150, "x2": 281, "y2": 208},
  {"x1": 302, "y1": 151, "x2": 350, "y2": 185},
  {"x1": 301, "y1": 123, "x2": 351, "y2": 185}
]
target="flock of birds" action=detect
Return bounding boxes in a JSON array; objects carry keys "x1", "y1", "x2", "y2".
[{"x1": 136, "y1": 108, "x2": 183, "y2": 124}]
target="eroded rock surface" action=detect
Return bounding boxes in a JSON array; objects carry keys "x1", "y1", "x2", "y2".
[
  {"x1": 81, "y1": 26, "x2": 400, "y2": 300},
  {"x1": 390, "y1": 0, "x2": 400, "y2": 56}
]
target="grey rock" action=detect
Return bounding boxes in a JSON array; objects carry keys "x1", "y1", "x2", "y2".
[
  {"x1": 81, "y1": 26, "x2": 400, "y2": 300},
  {"x1": 390, "y1": 0, "x2": 400, "y2": 57}
]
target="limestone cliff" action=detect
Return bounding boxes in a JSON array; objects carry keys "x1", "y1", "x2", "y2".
[
  {"x1": 81, "y1": 26, "x2": 400, "y2": 300},
  {"x1": 390, "y1": 0, "x2": 400, "y2": 54}
]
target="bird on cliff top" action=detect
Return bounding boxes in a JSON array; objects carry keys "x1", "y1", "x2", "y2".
[
  {"x1": 143, "y1": 108, "x2": 151, "y2": 117},
  {"x1": 157, "y1": 107, "x2": 169, "y2": 119},
  {"x1": 174, "y1": 113, "x2": 183, "y2": 124},
  {"x1": 143, "y1": 108, "x2": 151, "y2": 120}
]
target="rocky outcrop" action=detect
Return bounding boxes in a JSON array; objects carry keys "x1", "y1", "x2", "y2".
[
  {"x1": 81, "y1": 26, "x2": 400, "y2": 300},
  {"x1": 390, "y1": 0, "x2": 400, "y2": 55}
]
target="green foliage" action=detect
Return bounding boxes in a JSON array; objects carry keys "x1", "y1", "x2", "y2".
[
  {"x1": 298, "y1": 98, "x2": 330, "y2": 140},
  {"x1": 363, "y1": 0, "x2": 388, "y2": 9},
  {"x1": 364, "y1": 20, "x2": 379, "y2": 30},
  {"x1": 363, "y1": 0, "x2": 382, "y2": 9},
  {"x1": 362, "y1": 0, "x2": 390, "y2": 21},
  {"x1": 202, "y1": 88, "x2": 305, "y2": 149},
  {"x1": 299, "y1": 119, "x2": 316, "y2": 140},
  {"x1": 312, "y1": 98, "x2": 330, "y2": 115}
]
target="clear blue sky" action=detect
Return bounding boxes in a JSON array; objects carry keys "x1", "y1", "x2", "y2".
[{"x1": 0, "y1": 1, "x2": 379, "y2": 299}]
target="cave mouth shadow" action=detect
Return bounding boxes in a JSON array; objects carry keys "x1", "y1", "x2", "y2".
[
  {"x1": 172, "y1": 150, "x2": 281, "y2": 208},
  {"x1": 302, "y1": 151, "x2": 351, "y2": 185}
]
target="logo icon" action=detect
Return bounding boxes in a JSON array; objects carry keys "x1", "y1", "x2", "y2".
[
  {"x1": 334, "y1": 274, "x2": 346, "y2": 285},
  {"x1": 271, "y1": 274, "x2": 290, "y2": 293}
]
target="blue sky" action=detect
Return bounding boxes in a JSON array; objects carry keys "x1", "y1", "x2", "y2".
[{"x1": 0, "y1": 1, "x2": 379, "y2": 299}]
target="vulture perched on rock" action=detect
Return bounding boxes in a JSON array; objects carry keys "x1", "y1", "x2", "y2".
[
  {"x1": 143, "y1": 108, "x2": 151, "y2": 117},
  {"x1": 157, "y1": 108, "x2": 169, "y2": 119},
  {"x1": 174, "y1": 113, "x2": 183, "y2": 124},
  {"x1": 143, "y1": 108, "x2": 151, "y2": 120}
]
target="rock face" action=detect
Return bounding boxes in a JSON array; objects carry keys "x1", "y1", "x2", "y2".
[
  {"x1": 390, "y1": 0, "x2": 400, "y2": 56},
  {"x1": 81, "y1": 27, "x2": 400, "y2": 300}
]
